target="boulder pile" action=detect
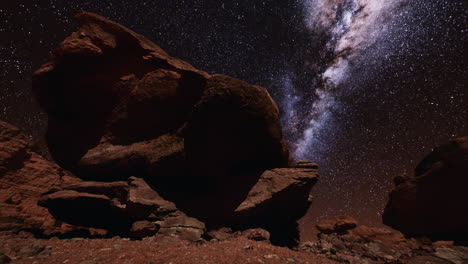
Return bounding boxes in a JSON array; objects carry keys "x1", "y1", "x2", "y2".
[
  {"x1": 301, "y1": 217, "x2": 468, "y2": 264},
  {"x1": 0, "y1": 11, "x2": 322, "y2": 247}
]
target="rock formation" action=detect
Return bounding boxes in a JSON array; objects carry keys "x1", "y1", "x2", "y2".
[
  {"x1": 383, "y1": 137, "x2": 468, "y2": 245},
  {"x1": 39, "y1": 177, "x2": 206, "y2": 241},
  {"x1": 0, "y1": 121, "x2": 81, "y2": 236},
  {"x1": 18, "y1": 11, "x2": 317, "y2": 246},
  {"x1": 32, "y1": 11, "x2": 291, "y2": 183}
]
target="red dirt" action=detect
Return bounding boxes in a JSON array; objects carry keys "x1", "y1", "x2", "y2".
[{"x1": 0, "y1": 234, "x2": 338, "y2": 264}]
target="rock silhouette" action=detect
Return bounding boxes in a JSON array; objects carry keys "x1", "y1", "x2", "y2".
[
  {"x1": 32, "y1": 11, "x2": 291, "y2": 182},
  {"x1": 28, "y1": 12, "x2": 314, "y2": 246},
  {"x1": 383, "y1": 137, "x2": 468, "y2": 245}
]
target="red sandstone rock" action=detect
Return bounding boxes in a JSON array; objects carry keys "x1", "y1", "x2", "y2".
[
  {"x1": 31, "y1": 12, "x2": 312, "y2": 246},
  {"x1": 302, "y1": 217, "x2": 468, "y2": 263},
  {"x1": 0, "y1": 121, "x2": 81, "y2": 236},
  {"x1": 129, "y1": 221, "x2": 159, "y2": 240},
  {"x1": 235, "y1": 167, "x2": 318, "y2": 221},
  {"x1": 383, "y1": 137, "x2": 468, "y2": 245},
  {"x1": 38, "y1": 190, "x2": 131, "y2": 231},
  {"x1": 316, "y1": 216, "x2": 358, "y2": 235},
  {"x1": 38, "y1": 176, "x2": 206, "y2": 241},
  {"x1": 242, "y1": 228, "x2": 271, "y2": 242}
]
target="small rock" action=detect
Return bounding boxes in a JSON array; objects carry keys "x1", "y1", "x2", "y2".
[
  {"x1": 295, "y1": 160, "x2": 318, "y2": 169},
  {"x1": 206, "y1": 227, "x2": 233, "y2": 241},
  {"x1": 156, "y1": 227, "x2": 204, "y2": 242},
  {"x1": 130, "y1": 221, "x2": 159, "y2": 239},
  {"x1": 18, "y1": 231, "x2": 34, "y2": 239},
  {"x1": 433, "y1": 241, "x2": 455, "y2": 247},
  {"x1": 319, "y1": 240, "x2": 333, "y2": 252},
  {"x1": 112, "y1": 244, "x2": 123, "y2": 250},
  {"x1": 17, "y1": 242, "x2": 46, "y2": 257},
  {"x1": 299, "y1": 241, "x2": 316, "y2": 250},
  {"x1": 316, "y1": 216, "x2": 358, "y2": 235},
  {"x1": 243, "y1": 245, "x2": 253, "y2": 250},
  {"x1": 331, "y1": 237, "x2": 345, "y2": 250},
  {"x1": 434, "y1": 247, "x2": 467, "y2": 264},
  {"x1": 264, "y1": 254, "x2": 279, "y2": 259},
  {"x1": 242, "y1": 228, "x2": 270, "y2": 242}
]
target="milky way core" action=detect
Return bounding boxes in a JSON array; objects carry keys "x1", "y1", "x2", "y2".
[{"x1": 288, "y1": 0, "x2": 412, "y2": 158}]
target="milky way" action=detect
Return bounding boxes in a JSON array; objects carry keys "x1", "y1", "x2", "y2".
[
  {"x1": 287, "y1": 0, "x2": 420, "y2": 158},
  {"x1": 1, "y1": 0, "x2": 466, "y2": 239}
]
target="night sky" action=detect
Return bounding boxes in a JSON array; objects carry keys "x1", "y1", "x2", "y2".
[{"x1": 1, "y1": 0, "x2": 466, "y2": 238}]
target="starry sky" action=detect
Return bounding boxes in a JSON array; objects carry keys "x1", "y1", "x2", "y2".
[{"x1": 1, "y1": 0, "x2": 466, "y2": 239}]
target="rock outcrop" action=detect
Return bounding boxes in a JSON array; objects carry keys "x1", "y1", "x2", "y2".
[
  {"x1": 39, "y1": 177, "x2": 205, "y2": 241},
  {"x1": 301, "y1": 217, "x2": 468, "y2": 264},
  {"x1": 383, "y1": 137, "x2": 468, "y2": 245},
  {"x1": 29, "y1": 11, "x2": 316, "y2": 246},
  {"x1": 32, "y1": 11, "x2": 291, "y2": 183},
  {"x1": 0, "y1": 121, "x2": 80, "y2": 235}
]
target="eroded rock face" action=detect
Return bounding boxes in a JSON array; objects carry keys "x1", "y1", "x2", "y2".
[
  {"x1": 32, "y1": 11, "x2": 291, "y2": 183},
  {"x1": 0, "y1": 121, "x2": 80, "y2": 235},
  {"x1": 383, "y1": 137, "x2": 468, "y2": 245},
  {"x1": 38, "y1": 176, "x2": 206, "y2": 241}
]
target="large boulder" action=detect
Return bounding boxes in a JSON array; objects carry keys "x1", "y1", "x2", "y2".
[
  {"x1": 0, "y1": 121, "x2": 80, "y2": 235},
  {"x1": 383, "y1": 137, "x2": 468, "y2": 245},
  {"x1": 32, "y1": 11, "x2": 291, "y2": 183},
  {"x1": 31, "y1": 12, "x2": 316, "y2": 246},
  {"x1": 233, "y1": 167, "x2": 317, "y2": 246}
]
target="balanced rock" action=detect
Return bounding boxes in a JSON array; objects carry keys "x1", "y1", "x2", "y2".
[
  {"x1": 383, "y1": 137, "x2": 468, "y2": 245},
  {"x1": 234, "y1": 167, "x2": 318, "y2": 221}
]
